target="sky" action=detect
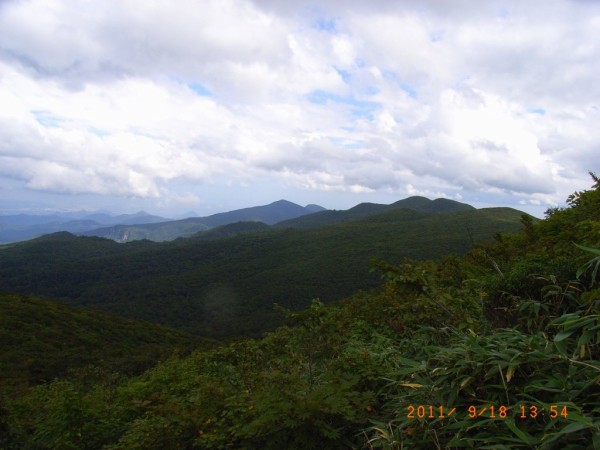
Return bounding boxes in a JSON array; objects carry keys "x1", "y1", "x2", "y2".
[{"x1": 0, "y1": 0, "x2": 599, "y2": 218}]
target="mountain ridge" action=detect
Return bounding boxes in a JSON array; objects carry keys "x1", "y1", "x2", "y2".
[
  {"x1": 275, "y1": 195, "x2": 475, "y2": 229},
  {"x1": 0, "y1": 204, "x2": 529, "y2": 338},
  {"x1": 80, "y1": 199, "x2": 325, "y2": 242},
  {"x1": 1, "y1": 196, "x2": 497, "y2": 243}
]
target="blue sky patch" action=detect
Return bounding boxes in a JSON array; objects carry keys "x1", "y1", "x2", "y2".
[
  {"x1": 383, "y1": 71, "x2": 417, "y2": 98},
  {"x1": 328, "y1": 136, "x2": 362, "y2": 149},
  {"x1": 306, "y1": 90, "x2": 379, "y2": 119},
  {"x1": 89, "y1": 127, "x2": 109, "y2": 137},
  {"x1": 168, "y1": 76, "x2": 212, "y2": 96},
  {"x1": 314, "y1": 17, "x2": 336, "y2": 32},
  {"x1": 400, "y1": 83, "x2": 417, "y2": 99},
  {"x1": 31, "y1": 110, "x2": 62, "y2": 127},
  {"x1": 188, "y1": 82, "x2": 211, "y2": 96},
  {"x1": 335, "y1": 67, "x2": 351, "y2": 83},
  {"x1": 528, "y1": 108, "x2": 546, "y2": 115}
]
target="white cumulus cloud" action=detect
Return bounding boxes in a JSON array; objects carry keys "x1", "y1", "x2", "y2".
[{"x1": 0, "y1": 0, "x2": 598, "y2": 216}]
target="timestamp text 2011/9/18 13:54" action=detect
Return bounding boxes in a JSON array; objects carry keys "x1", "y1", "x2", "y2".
[{"x1": 406, "y1": 404, "x2": 570, "y2": 420}]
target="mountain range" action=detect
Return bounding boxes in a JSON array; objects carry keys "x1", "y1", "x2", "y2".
[
  {"x1": 0, "y1": 200, "x2": 326, "y2": 244},
  {"x1": 0, "y1": 196, "x2": 530, "y2": 338},
  {"x1": 0, "y1": 196, "x2": 483, "y2": 244},
  {"x1": 79, "y1": 200, "x2": 326, "y2": 242}
]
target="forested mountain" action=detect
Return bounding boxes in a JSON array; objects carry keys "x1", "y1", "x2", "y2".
[
  {"x1": 0, "y1": 204, "x2": 527, "y2": 338},
  {"x1": 275, "y1": 195, "x2": 474, "y2": 229},
  {"x1": 1, "y1": 175, "x2": 598, "y2": 449},
  {"x1": 190, "y1": 221, "x2": 272, "y2": 241},
  {"x1": 80, "y1": 199, "x2": 325, "y2": 242}
]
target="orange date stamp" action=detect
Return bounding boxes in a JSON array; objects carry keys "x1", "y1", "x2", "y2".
[{"x1": 406, "y1": 404, "x2": 569, "y2": 420}]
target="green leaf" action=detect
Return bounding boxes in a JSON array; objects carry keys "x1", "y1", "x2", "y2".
[
  {"x1": 505, "y1": 419, "x2": 536, "y2": 444},
  {"x1": 575, "y1": 243, "x2": 600, "y2": 256},
  {"x1": 556, "y1": 421, "x2": 589, "y2": 434},
  {"x1": 554, "y1": 329, "x2": 576, "y2": 342}
]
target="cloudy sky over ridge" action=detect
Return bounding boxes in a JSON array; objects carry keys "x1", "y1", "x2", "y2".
[{"x1": 0, "y1": 0, "x2": 598, "y2": 217}]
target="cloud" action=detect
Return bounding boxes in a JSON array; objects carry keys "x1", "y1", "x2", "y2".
[
  {"x1": 0, "y1": 0, "x2": 289, "y2": 84},
  {"x1": 0, "y1": 0, "x2": 598, "y2": 216}
]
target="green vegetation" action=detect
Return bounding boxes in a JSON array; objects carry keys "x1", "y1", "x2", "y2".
[
  {"x1": 1, "y1": 177, "x2": 598, "y2": 448},
  {"x1": 0, "y1": 293, "x2": 205, "y2": 395},
  {"x1": 191, "y1": 221, "x2": 272, "y2": 241},
  {"x1": 0, "y1": 205, "x2": 526, "y2": 338}
]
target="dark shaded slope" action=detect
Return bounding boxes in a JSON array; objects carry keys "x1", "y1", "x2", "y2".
[
  {"x1": 191, "y1": 221, "x2": 271, "y2": 241},
  {"x1": 0, "y1": 292, "x2": 203, "y2": 393}
]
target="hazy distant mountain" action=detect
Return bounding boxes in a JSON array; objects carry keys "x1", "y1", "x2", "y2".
[
  {"x1": 0, "y1": 211, "x2": 169, "y2": 244},
  {"x1": 304, "y1": 204, "x2": 327, "y2": 213},
  {"x1": 84, "y1": 211, "x2": 169, "y2": 226},
  {"x1": 82, "y1": 200, "x2": 325, "y2": 242}
]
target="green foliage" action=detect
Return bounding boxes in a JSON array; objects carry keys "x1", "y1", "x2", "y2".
[
  {"x1": 369, "y1": 258, "x2": 484, "y2": 332},
  {"x1": 363, "y1": 174, "x2": 600, "y2": 448},
  {"x1": 3, "y1": 312, "x2": 384, "y2": 449},
  {"x1": 366, "y1": 324, "x2": 598, "y2": 448},
  {"x1": 576, "y1": 243, "x2": 600, "y2": 288},
  {"x1": 0, "y1": 293, "x2": 203, "y2": 395},
  {"x1": 12, "y1": 379, "x2": 128, "y2": 450}
]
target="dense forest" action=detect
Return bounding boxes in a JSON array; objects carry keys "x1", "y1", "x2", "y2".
[{"x1": 1, "y1": 176, "x2": 599, "y2": 448}]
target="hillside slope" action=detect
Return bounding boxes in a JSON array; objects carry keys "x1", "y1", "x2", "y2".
[{"x1": 0, "y1": 292, "x2": 204, "y2": 393}]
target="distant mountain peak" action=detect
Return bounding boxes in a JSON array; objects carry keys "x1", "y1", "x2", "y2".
[
  {"x1": 391, "y1": 196, "x2": 474, "y2": 213},
  {"x1": 270, "y1": 199, "x2": 299, "y2": 206}
]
